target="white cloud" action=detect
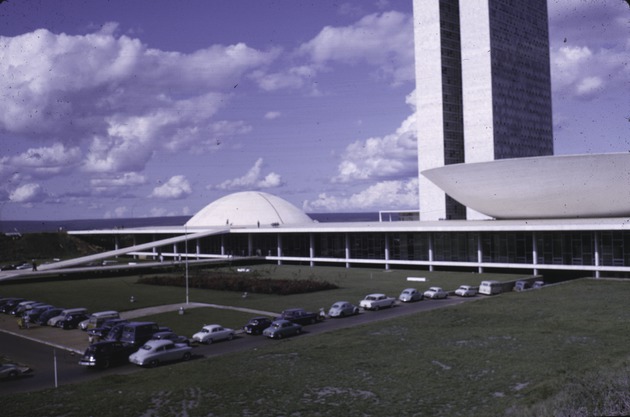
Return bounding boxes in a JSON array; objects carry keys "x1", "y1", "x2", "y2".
[
  {"x1": 0, "y1": 27, "x2": 279, "y2": 177},
  {"x1": 150, "y1": 175, "x2": 192, "y2": 199},
  {"x1": 91, "y1": 172, "x2": 147, "y2": 188},
  {"x1": 303, "y1": 178, "x2": 418, "y2": 212},
  {"x1": 334, "y1": 92, "x2": 417, "y2": 183},
  {"x1": 3, "y1": 144, "x2": 82, "y2": 180},
  {"x1": 264, "y1": 111, "x2": 282, "y2": 120},
  {"x1": 549, "y1": 1, "x2": 629, "y2": 100},
  {"x1": 215, "y1": 158, "x2": 284, "y2": 190},
  {"x1": 9, "y1": 183, "x2": 48, "y2": 203},
  {"x1": 299, "y1": 11, "x2": 414, "y2": 85}
]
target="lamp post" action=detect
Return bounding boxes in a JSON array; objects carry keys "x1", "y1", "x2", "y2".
[{"x1": 185, "y1": 226, "x2": 189, "y2": 305}]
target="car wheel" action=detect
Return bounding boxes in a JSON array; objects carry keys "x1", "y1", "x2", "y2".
[
  {"x1": 228, "y1": 333, "x2": 234, "y2": 341},
  {"x1": 182, "y1": 352, "x2": 191, "y2": 361},
  {"x1": 277, "y1": 333, "x2": 283, "y2": 339},
  {"x1": 8, "y1": 370, "x2": 18, "y2": 378},
  {"x1": 374, "y1": 305, "x2": 380, "y2": 311},
  {"x1": 295, "y1": 328, "x2": 302, "y2": 335},
  {"x1": 148, "y1": 360, "x2": 159, "y2": 368},
  {"x1": 206, "y1": 338, "x2": 213, "y2": 345}
]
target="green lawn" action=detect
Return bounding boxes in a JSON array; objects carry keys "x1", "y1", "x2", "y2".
[{"x1": 1, "y1": 266, "x2": 628, "y2": 416}]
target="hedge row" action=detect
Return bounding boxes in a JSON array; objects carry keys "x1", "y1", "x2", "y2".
[{"x1": 137, "y1": 273, "x2": 338, "y2": 295}]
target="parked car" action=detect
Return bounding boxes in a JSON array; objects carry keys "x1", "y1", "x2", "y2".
[
  {"x1": 262, "y1": 319, "x2": 302, "y2": 339},
  {"x1": 119, "y1": 322, "x2": 162, "y2": 347},
  {"x1": 58, "y1": 312, "x2": 90, "y2": 330},
  {"x1": 88, "y1": 319, "x2": 128, "y2": 343},
  {"x1": 79, "y1": 310, "x2": 120, "y2": 331},
  {"x1": 243, "y1": 317, "x2": 273, "y2": 335},
  {"x1": 0, "y1": 298, "x2": 26, "y2": 314},
  {"x1": 479, "y1": 280, "x2": 502, "y2": 295},
  {"x1": 532, "y1": 280, "x2": 545, "y2": 289},
  {"x1": 359, "y1": 293, "x2": 396, "y2": 311},
  {"x1": 0, "y1": 363, "x2": 33, "y2": 380},
  {"x1": 78, "y1": 341, "x2": 137, "y2": 369},
  {"x1": 398, "y1": 288, "x2": 423, "y2": 302},
  {"x1": 424, "y1": 287, "x2": 448, "y2": 299},
  {"x1": 35, "y1": 307, "x2": 64, "y2": 326},
  {"x1": 328, "y1": 301, "x2": 359, "y2": 318},
  {"x1": 513, "y1": 280, "x2": 530, "y2": 291},
  {"x1": 454, "y1": 285, "x2": 478, "y2": 297},
  {"x1": 151, "y1": 331, "x2": 190, "y2": 346},
  {"x1": 24, "y1": 304, "x2": 54, "y2": 321},
  {"x1": 276, "y1": 308, "x2": 321, "y2": 325},
  {"x1": 13, "y1": 301, "x2": 45, "y2": 316},
  {"x1": 192, "y1": 324, "x2": 235, "y2": 344},
  {"x1": 128, "y1": 340, "x2": 192, "y2": 367},
  {"x1": 47, "y1": 308, "x2": 88, "y2": 327}
]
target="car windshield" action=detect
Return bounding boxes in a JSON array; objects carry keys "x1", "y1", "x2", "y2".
[
  {"x1": 201, "y1": 328, "x2": 210, "y2": 333},
  {"x1": 140, "y1": 344, "x2": 152, "y2": 350}
]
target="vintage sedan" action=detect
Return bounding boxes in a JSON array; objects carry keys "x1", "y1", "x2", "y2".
[
  {"x1": 454, "y1": 285, "x2": 478, "y2": 297},
  {"x1": 0, "y1": 363, "x2": 33, "y2": 380},
  {"x1": 328, "y1": 301, "x2": 359, "y2": 318},
  {"x1": 262, "y1": 319, "x2": 302, "y2": 339},
  {"x1": 151, "y1": 331, "x2": 190, "y2": 346},
  {"x1": 128, "y1": 339, "x2": 192, "y2": 367},
  {"x1": 78, "y1": 341, "x2": 137, "y2": 369},
  {"x1": 276, "y1": 308, "x2": 321, "y2": 325},
  {"x1": 191, "y1": 324, "x2": 235, "y2": 344},
  {"x1": 424, "y1": 287, "x2": 448, "y2": 299},
  {"x1": 243, "y1": 317, "x2": 273, "y2": 335},
  {"x1": 398, "y1": 288, "x2": 423, "y2": 302}
]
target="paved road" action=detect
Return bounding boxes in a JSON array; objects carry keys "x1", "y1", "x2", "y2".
[{"x1": 0, "y1": 296, "x2": 479, "y2": 395}]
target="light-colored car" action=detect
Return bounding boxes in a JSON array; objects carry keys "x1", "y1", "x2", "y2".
[
  {"x1": 0, "y1": 363, "x2": 32, "y2": 379},
  {"x1": 328, "y1": 301, "x2": 359, "y2": 318},
  {"x1": 399, "y1": 288, "x2": 423, "y2": 302},
  {"x1": 359, "y1": 293, "x2": 396, "y2": 311},
  {"x1": 191, "y1": 324, "x2": 235, "y2": 344},
  {"x1": 128, "y1": 339, "x2": 192, "y2": 367},
  {"x1": 424, "y1": 287, "x2": 448, "y2": 299},
  {"x1": 454, "y1": 285, "x2": 478, "y2": 297},
  {"x1": 262, "y1": 319, "x2": 302, "y2": 339}
]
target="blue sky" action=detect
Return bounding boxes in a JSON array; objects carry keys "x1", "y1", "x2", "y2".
[{"x1": 0, "y1": 0, "x2": 628, "y2": 220}]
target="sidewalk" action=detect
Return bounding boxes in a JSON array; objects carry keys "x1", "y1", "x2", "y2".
[{"x1": 0, "y1": 303, "x2": 278, "y2": 354}]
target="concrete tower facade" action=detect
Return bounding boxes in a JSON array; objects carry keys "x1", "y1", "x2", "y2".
[{"x1": 413, "y1": 0, "x2": 554, "y2": 220}]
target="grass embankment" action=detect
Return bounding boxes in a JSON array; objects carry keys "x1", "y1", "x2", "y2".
[{"x1": 1, "y1": 266, "x2": 628, "y2": 416}]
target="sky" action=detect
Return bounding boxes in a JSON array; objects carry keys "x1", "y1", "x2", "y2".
[{"x1": 0, "y1": 0, "x2": 628, "y2": 221}]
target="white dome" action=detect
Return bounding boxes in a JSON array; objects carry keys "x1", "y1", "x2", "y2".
[
  {"x1": 421, "y1": 153, "x2": 630, "y2": 219},
  {"x1": 185, "y1": 191, "x2": 312, "y2": 227}
]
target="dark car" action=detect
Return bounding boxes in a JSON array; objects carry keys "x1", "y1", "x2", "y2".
[
  {"x1": 0, "y1": 298, "x2": 26, "y2": 314},
  {"x1": 78, "y1": 341, "x2": 137, "y2": 369},
  {"x1": 150, "y1": 331, "x2": 190, "y2": 346},
  {"x1": 88, "y1": 318, "x2": 128, "y2": 343},
  {"x1": 24, "y1": 305, "x2": 55, "y2": 321},
  {"x1": 35, "y1": 308, "x2": 64, "y2": 326},
  {"x1": 59, "y1": 312, "x2": 90, "y2": 330},
  {"x1": 276, "y1": 308, "x2": 321, "y2": 325},
  {"x1": 243, "y1": 317, "x2": 273, "y2": 335}
]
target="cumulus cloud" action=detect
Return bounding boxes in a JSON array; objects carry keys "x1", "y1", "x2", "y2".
[
  {"x1": 303, "y1": 178, "x2": 418, "y2": 212},
  {"x1": 215, "y1": 158, "x2": 284, "y2": 190},
  {"x1": 0, "y1": 26, "x2": 279, "y2": 176},
  {"x1": 150, "y1": 175, "x2": 192, "y2": 199},
  {"x1": 1, "y1": 144, "x2": 82, "y2": 180},
  {"x1": 548, "y1": 1, "x2": 629, "y2": 100},
  {"x1": 9, "y1": 183, "x2": 48, "y2": 204},
  {"x1": 334, "y1": 91, "x2": 417, "y2": 183},
  {"x1": 299, "y1": 11, "x2": 414, "y2": 85}
]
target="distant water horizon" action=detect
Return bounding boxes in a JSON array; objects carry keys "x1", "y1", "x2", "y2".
[{"x1": 0, "y1": 212, "x2": 381, "y2": 233}]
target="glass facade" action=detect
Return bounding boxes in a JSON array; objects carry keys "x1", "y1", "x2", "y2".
[{"x1": 113, "y1": 228, "x2": 630, "y2": 276}]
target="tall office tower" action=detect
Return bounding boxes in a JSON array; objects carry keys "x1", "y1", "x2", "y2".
[{"x1": 413, "y1": 0, "x2": 554, "y2": 220}]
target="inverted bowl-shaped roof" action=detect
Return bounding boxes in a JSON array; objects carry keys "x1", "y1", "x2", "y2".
[
  {"x1": 185, "y1": 191, "x2": 312, "y2": 227},
  {"x1": 421, "y1": 153, "x2": 630, "y2": 219}
]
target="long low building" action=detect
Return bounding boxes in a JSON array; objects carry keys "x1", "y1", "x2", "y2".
[{"x1": 67, "y1": 191, "x2": 630, "y2": 279}]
